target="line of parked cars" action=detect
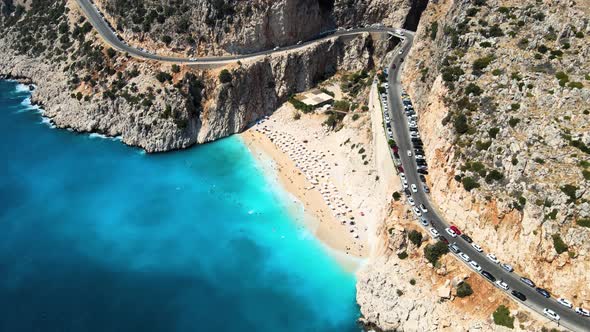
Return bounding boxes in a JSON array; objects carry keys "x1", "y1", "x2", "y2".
[{"x1": 401, "y1": 91, "x2": 429, "y2": 184}]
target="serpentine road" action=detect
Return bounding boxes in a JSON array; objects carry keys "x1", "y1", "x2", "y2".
[
  {"x1": 76, "y1": 0, "x2": 406, "y2": 66},
  {"x1": 76, "y1": 0, "x2": 589, "y2": 330},
  {"x1": 386, "y1": 32, "x2": 589, "y2": 332}
]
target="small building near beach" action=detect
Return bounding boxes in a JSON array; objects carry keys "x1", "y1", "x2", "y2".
[{"x1": 300, "y1": 89, "x2": 334, "y2": 107}]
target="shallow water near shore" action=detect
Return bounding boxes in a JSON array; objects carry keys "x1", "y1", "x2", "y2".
[{"x1": 0, "y1": 80, "x2": 361, "y2": 331}]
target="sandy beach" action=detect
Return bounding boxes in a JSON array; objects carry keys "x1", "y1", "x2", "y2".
[{"x1": 240, "y1": 83, "x2": 399, "y2": 267}]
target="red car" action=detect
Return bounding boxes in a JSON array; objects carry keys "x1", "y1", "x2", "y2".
[
  {"x1": 397, "y1": 165, "x2": 404, "y2": 173},
  {"x1": 392, "y1": 146, "x2": 399, "y2": 153},
  {"x1": 450, "y1": 225, "x2": 462, "y2": 235}
]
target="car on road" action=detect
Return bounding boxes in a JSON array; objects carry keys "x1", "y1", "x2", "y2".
[
  {"x1": 413, "y1": 207, "x2": 422, "y2": 216},
  {"x1": 449, "y1": 225, "x2": 461, "y2": 235},
  {"x1": 519, "y1": 277, "x2": 535, "y2": 288},
  {"x1": 461, "y1": 234, "x2": 473, "y2": 243},
  {"x1": 410, "y1": 132, "x2": 420, "y2": 139},
  {"x1": 419, "y1": 216, "x2": 429, "y2": 226},
  {"x1": 398, "y1": 49, "x2": 404, "y2": 54},
  {"x1": 511, "y1": 290, "x2": 527, "y2": 301},
  {"x1": 486, "y1": 253, "x2": 500, "y2": 264},
  {"x1": 415, "y1": 155, "x2": 425, "y2": 160},
  {"x1": 429, "y1": 228, "x2": 439, "y2": 238},
  {"x1": 543, "y1": 308, "x2": 560, "y2": 321},
  {"x1": 411, "y1": 184, "x2": 417, "y2": 193},
  {"x1": 404, "y1": 188, "x2": 411, "y2": 196},
  {"x1": 423, "y1": 185, "x2": 430, "y2": 193},
  {"x1": 402, "y1": 180, "x2": 408, "y2": 189},
  {"x1": 407, "y1": 151, "x2": 412, "y2": 157},
  {"x1": 419, "y1": 204, "x2": 428, "y2": 213},
  {"x1": 408, "y1": 197, "x2": 415, "y2": 206},
  {"x1": 482, "y1": 271, "x2": 496, "y2": 282},
  {"x1": 400, "y1": 173, "x2": 406, "y2": 181},
  {"x1": 536, "y1": 287, "x2": 551, "y2": 298},
  {"x1": 273, "y1": 46, "x2": 280, "y2": 51},
  {"x1": 417, "y1": 169, "x2": 429, "y2": 175},
  {"x1": 495, "y1": 280, "x2": 509, "y2": 291},
  {"x1": 419, "y1": 175, "x2": 427, "y2": 182},
  {"x1": 439, "y1": 236, "x2": 449, "y2": 244},
  {"x1": 471, "y1": 243, "x2": 483, "y2": 252},
  {"x1": 458, "y1": 252, "x2": 470, "y2": 262},
  {"x1": 501, "y1": 263, "x2": 514, "y2": 272},
  {"x1": 296, "y1": 40, "x2": 303, "y2": 45},
  {"x1": 557, "y1": 298, "x2": 573, "y2": 309},
  {"x1": 445, "y1": 227, "x2": 458, "y2": 238},
  {"x1": 449, "y1": 243, "x2": 460, "y2": 253},
  {"x1": 575, "y1": 307, "x2": 590, "y2": 317},
  {"x1": 469, "y1": 261, "x2": 482, "y2": 272}
]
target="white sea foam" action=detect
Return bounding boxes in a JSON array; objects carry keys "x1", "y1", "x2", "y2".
[
  {"x1": 39, "y1": 116, "x2": 56, "y2": 129},
  {"x1": 15, "y1": 83, "x2": 31, "y2": 93},
  {"x1": 89, "y1": 133, "x2": 123, "y2": 142}
]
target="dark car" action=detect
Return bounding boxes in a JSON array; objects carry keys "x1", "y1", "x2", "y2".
[
  {"x1": 414, "y1": 148, "x2": 425, "y2": 154},
  {"x1": 536, "y1": 287, "x2": 551, "y2": 298},
  {"x1": 511, "y1": 290, "x2": 527, "y2": 302},
  {"x1": 419, "y1": 175, "x2": 427, "y2": 182},
  {"x1": 520, "y1": 277, "x2": 535, "y2": 288},
  {"x1": 404, "y1": 188, "x2": 411, "y2": 196},
  {"x1": 417, "y1": 169, "x2": 429, "y2": 175},
  {"x1": 411, "y1": 138, "x2": 422, "y2": 143},
  {"x1": 416, "y1": 161, "x2": 428, "y2": 166},
  {"x1": 397, "y1": 165, "x2": 404, "y2": 173},
  {"x1": 481, "y1": 271, "x2": 496, "y2": 282},
  {"x1": 439, "y1": 236, "x2": 449, "y2": 244},
  {"x1": 392, "y1": 146, "x2": 399, "y2": 153},
  {"x1": 393, "y1": 152, "x2": 400, "y2": 159},
  {"x1": 461, "y1": 234, "x2": 473, "y2": 243},
  {"x1": 409, "y1": 127, "x2": 419, "y2": 132}
]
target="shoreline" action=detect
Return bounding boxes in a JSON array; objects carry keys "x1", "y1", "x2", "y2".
[{"x1": 241, "y1": 129, "x2": 370, "y2": 268}]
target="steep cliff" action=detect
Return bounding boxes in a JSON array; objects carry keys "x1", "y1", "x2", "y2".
[
  {"x1": 0, "y1": 0, "x2": 404, "y2": 152},
  {"x1": 402, "y1": 0, "x2": 590, "y2": 305}
]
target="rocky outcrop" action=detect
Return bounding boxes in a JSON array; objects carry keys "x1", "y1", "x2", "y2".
[{"x1": 401, "y1": 0, "x2": 590, "y2": 306}]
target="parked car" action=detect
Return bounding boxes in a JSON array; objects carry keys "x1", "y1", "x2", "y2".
[
  {"x1": 449, "y1": 243, "x2": 460, "y2": 253},
  {"x1": 449, "y1": 225, "x2": 461, "y2": 235},
  {"x1": 419, "y1": 204, "x2": 428, "y2": 213},
  {"x1": 458, "y1": 252, "x2": 470, "y2": 262},
  {"x1": 408, "y1": 197, "x2": 415, "y2": 206},
  {"x1": 469, "y1": 261, "x2": 482, "y2": 272},
  {"x1": 407, "y1": 151, "x2": 412, "y2": 157},
  {"x1": 429, "y1": 228, "x2": 439, "y2": 238},
  {"x1": 495, "y1": 280, "x2": 509, "y2": 291},
  {"x1": 482, "y1": 271, "x2": 496, "y2": 282},
  {"x1": 438, "y1": 236, "x2": 449, "y2": 244},
  {"x1": 471, "y1": 243, "x2": 483, "y2": 252},
  {"x1": 557, "y1": 298, "x2": 573, "y2": 309},
  {"x1": 501, "y1": 263, "x2": 514, "y2": 272},
  {"x1": 536, "y1": 287, "x2": 551, "y2": 298},
  {"x1": 419, "y1": 175, "x2": 427, "y2": 182},
  {"x1": 460, "y1": 234, "x2": 473, "y2": 243},
  {"x1": 404, "y1": 188, "x2": 411, "y2": 196},
  {"x1": 511, "y1": 290, "x2": 527, "y2": 301},
  {"x1": 575, "y1": 307, "x2": 590, "y2": 317},
  {"x1": 413, "y1": 207, "x2": 422, "y2": 216},
  {"x1": 486, "y1": 253, "x2": 500, "y2": 264},
  {"x1": 399, "y1": 172, "x2": 406, "y2": 181},
  {"x1": 411, "y1": 184, "x2": 417, "y2": 193},
  {"x1": 519, "y1": 277, "x2": 535, "y2": 288},
  {"x1": 445, "y1": 227, "x2": 458, "y2": 238},
  {"x1": 543, "y1": 308, "x2": 560, "y2": 321},
  {"x1": 423, "y1": 186, "x2": 430, "y2": 193},
  {"x1": 402, "y1": 179, "x2": 408, "y2": 189},
  {"x1": 417, "y1": 169, "x2": 429, "y2": 175},
  {"x1": 419, "y1": 216, "x2": 429, "y2": 226}
]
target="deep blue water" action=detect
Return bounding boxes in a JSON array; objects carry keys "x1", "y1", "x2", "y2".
[{"x1": 0, "y1": 80, "x2": 360, "y2": 332}]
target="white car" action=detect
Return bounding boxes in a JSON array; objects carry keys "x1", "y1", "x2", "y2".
[
  {"x1": 458, "y1": 252, "x2": 470, "y2": 262},
  {"x1": 273, "y1": 46, "x2": 280, "y2": 51},
  {"x1": 297, "y1": 40, "x2": 302, "y2": 45},
  {"x1": 408, "y1": 197, "x2": 415, "y2": 206},
  {"x1": 413, "y1": 207, "x2": 422, "y2": 216},
  {"x1": 469, "y1": 261, "x2": 482, "y2": 272},
  {"x1": 557, "y1": 298, "x2": 573, "y2": 309},
  {"x1": 419, "y1": 216, "x2": 429, "y2": 226},
  {"x1": 429, "y1": 227, "x2": 439, "y2": 238},
  {"x1": 471, "y1": 243, "x2": 483, "y2": 252},
  {"x1": 402, "y1": 179, "x2": 408, "y2": 189},
  {"x1": 407, "y1": 151, "x2": 412, "y2": 157},
  {"x1": 419, "y1": 204, "x2": 428, "y2": 213},
  {"x1": 501, "y1": 263, "x2": 514, "y2": 272},
  {"x1": 445, "y1": 227, "x2": 457, "y2": 238},
  {"x1": 543, "y1": 308, "x2": 560, "y2": 321},
  {"x1": 384, "y1": 83, "x2": 389, "y2": 89},
  {"x1": 411, "y1": 184, "x2": 417, "y2": 193},
  {"x1": 400, "y1": 173, "x2": 406, "y2": 181},
  {"x1": 495, "y1": 280, "x2": 509, "y2": 291},
  {"x1": 486, "y1": 253, "x2": 500, "y2": 264},
  {"x1": 575, "y1": 307, "x2": 590, "y2": 317},
  {"x1": 398, "y1": 49, "x2": 404, "y2": 54}
]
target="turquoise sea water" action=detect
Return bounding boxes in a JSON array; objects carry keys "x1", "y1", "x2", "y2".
[{"x1": 0, "y1": 80, "x2": 360, "y2": 331}]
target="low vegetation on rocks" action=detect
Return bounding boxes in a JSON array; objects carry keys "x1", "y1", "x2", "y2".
[{"x1": 492, "y1": 305, "x2": 514, "y2": 329}]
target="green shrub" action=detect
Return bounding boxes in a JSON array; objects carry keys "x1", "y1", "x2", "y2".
[
  {"x1": 161, "y1": 35, "x2": 172, "y2": 44},
  {"x1": 552, "y1": 234, "x2": 568, "y2": 254},
  {"x1": 568, "y1": 82, "x2": 584, "y2": 89},
  {"x1": 219, "y1": 69, "x2": 232, "y2": 84},
  {"x1": 388, "y1": 139, "x2": 397, "y2": 148},
  {"x1": 485, "y1": 170, "x2": 504, "y2": 183},
  {"x1": 334, "y1": 100, "x2": 351, "y2": 112},
  {"x1": 488, "y1": 127, "x2": 500, "y2": 138},
  {"x1": 430, "y1": 21, "x2": 438, "y2": 40},
  {"x1": 480, "y1": 41, "x2": 491, "y2": 48},
  {"x1": 392, "y1": 192, "x2": 401, "y2": 201},
  {"x1": 289, "y1": 97, "x2": 313, "y2": 113},
  {"x1": 424, "y1": 241, "x2": 449, "y2": 265},
  {"x1": 396, "y1": 289, "x2": 404, "y2": 296},
  {"x1": 352, "y1": 114, "x2": 360, "y2": 121},
  {"x1": 462, "y1": 177, "x2": 480, "y2": 191},
  {"x1": 583, "y1": 170, "x2": 590, "y2": 180},
  {"x1": 410, "y1": 278, "x2": 416, "y2": 285},
  {"x1": 155, "y1": 71, "x2": 173, "y2": 83},
  {"x1": 576, "y1": 218, "x2": 590, "y2": 228},
  {"x1": 408, "y1": 230, "x2": 423, "y2": 247},
  {"x1": 456, "y1": 282, "x2": 473, "y2": 298},
  {"x1": 575, "y1": 31, "x2": 584, "y2": 38},
  {"x1": 441, "y1": 66, "x2": 465, "y2": 82},
  {"x1": 510, "y1": 103, "x2": 520, "y2": 111},
  {"x1": 508, "y1": 117, "x2": 520, "y2": 127},
  {"x1": 397, "y1": 251, "x2": 408, "y2": 259},
  {"x1": 454, "y1": 114, "x2": 469, "y2": 134},
  {"x1": 476, "y1": 140, "x2": 492, "y2": 151},
  {"x1": 560, "y1": 184, "x2": 578, "y2": 203},
  {"x1": 465, "y1": 83, "x2": 483, "y2": 96},
  {"x1": 171, "y1": 64, "x2": 180, "y2": 73},
  {"x1": 293, "y1": 112, "x2": 301, "y2": 120},
  {"x1": 472, "y1": 55, "x2": 494, "y2": 74},
  {"x1": 537, "y1": 44, "x2": 548, "y2": 54},
  {"x1": 493, "y1": 305, "x2": 514, "y2": 328}
]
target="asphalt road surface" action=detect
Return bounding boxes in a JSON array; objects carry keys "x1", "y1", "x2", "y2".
[{"x1": 384, "y1": 32, "x2": 589, "y2": 332}]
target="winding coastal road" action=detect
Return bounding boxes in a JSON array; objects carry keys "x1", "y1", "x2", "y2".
[
  {"x1": 75, "y1": 0, "x2": 405, "y2": 66},
  {"x1": 75, "y1": 0, "x2": 589, "y2": 330},
  {"x1": 385, "y1": 32, "x2": 589, "y2": 332}
]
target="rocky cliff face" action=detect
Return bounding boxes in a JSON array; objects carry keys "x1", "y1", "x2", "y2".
[
  {"x1": 96, "y1": 0, "x2": 413, "y2": 55},
  {"x1": 402, "y1": 0, "x2": 590, "y2": 305},
  {"x1": 0, "y1": 0, "x2": 403, "y2": 152}
]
